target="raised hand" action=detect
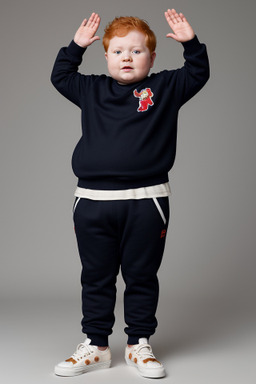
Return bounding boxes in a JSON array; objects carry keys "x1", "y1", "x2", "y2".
[
  {"x1": 74, "y1": 13, "x2": 101, "y2": 48},
  {"x1": 165, "y1": 9, "x2": 195, "y2": 42}
]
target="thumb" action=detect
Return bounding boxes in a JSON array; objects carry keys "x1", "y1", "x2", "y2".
[
  {"x1": 166, "y1": 33, "x2": 179, "y2": 41},
  {"x1": 90, "y1": 36, "x2": 101, "y2": 44}
]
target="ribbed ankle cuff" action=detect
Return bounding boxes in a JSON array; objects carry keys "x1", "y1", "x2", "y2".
[
  {"x1": 127, "y1": 335, "x2": 150, "y2": 345},
  {"x1": 86, "y1": 334, "x2": 109, "y2": 347}
]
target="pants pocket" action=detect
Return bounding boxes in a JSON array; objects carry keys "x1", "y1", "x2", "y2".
[
  {"x1": 152, "y1": 197, "x2": 168, "y2": 225},
  {"x1": 73, "y1": 197, "x2": 81, "y2": 214}
]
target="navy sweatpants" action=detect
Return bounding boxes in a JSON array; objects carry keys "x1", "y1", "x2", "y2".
[{"x1": 73, "y1": 197, "x2": 169, "y2": 346}]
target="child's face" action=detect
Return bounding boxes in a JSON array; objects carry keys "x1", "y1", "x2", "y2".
[{"x1": 105, "y1": 30, "x2": 156, "y2": 85}]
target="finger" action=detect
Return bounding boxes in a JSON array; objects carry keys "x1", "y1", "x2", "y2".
[
  {"x1": 169, "y1": 8, "x2": 176, "y2": 14},
  {"x1": 164, "y1": 11, "x2": 170, "y2": 21},
  {"x1": 179, "y1": 13, "x2": 184, "y2": 21},
  {"x1": 87, "y1": 12, "x2": 99, "y2": 27},
  {"x1": 169, "y1": 9, "x2": 178, "y2": 24},
  {"x1": 165, "y1": 8, "x2": 176, "y2": 19},
  {"x1": 80, "y1": 18, "x2": 88, "y2": 27},
  {"x1": 174, "y1": 11, "x2": 182, "y2": 23},
  {"x1": 179, "y1": 13, "x2": 187, "y2": 23},
  {"x1": 167, "y1": 8, "x2": 177, "y2": 22},
  {"x1": 90, "y1": 13, "x2": 101, "y2": 29},
  {"x1": 92, "y1": 13, "x2": 100, "y2": 25},
  {"x1": 94, "y1": 14, "x2": 101, "y2": 27},
  {"x1": 86, "y1": 12, "x2": 95, "y2": 27},
  {"x1": 165, "y1": 10, "x2": 175, "y2": 27},
  {"x1": 91, "y1": 12, "x2": 100, "y2": 25},
  {"x1": 169, "y1": 8, "x2": 184, "y2": 23}
]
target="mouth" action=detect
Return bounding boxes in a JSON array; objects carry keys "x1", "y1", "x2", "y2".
[{"x1": 121, "y1": 66, "x2": 133, "y2": 71}]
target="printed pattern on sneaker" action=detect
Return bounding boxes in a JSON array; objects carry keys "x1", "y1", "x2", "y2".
[
  {"x1": 125, "y1": 338, "x2": 165, "y2": 378},
  {"x1": 54, "y1": 337, "x2": 111, "y2": 377}
]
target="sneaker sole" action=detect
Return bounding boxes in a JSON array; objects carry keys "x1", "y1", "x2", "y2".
[
  {"x1": 54, "y1": 360, "x2": 111, "y2": 377},
  {"x1": 125, "y1": 357, "x2": 165, "y2": 378}
]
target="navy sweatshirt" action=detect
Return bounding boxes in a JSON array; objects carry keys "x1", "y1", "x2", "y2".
[{"x1": 51, "y1": 36, "x2": 209, "y2": 190}]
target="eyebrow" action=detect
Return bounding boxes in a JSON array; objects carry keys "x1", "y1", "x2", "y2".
[{"x1": 111, "y1": 45, "x2": 143, "y2": 50}]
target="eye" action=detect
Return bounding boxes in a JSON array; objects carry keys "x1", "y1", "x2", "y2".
[
  {"x1": 114, "y1": 50, "x2": 122, "y2": 54},
  {"x1": 132, "y1": 50, "x2": 140, "y2": 54}
]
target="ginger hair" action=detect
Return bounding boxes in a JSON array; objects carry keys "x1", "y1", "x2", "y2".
[{"x1": 103, "y1": 16, "x2": 156, "y2": 53}]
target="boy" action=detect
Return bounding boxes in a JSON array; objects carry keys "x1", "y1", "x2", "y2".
[{"x1": 51, "y1": 9, "x2": 209, "y2": 379}]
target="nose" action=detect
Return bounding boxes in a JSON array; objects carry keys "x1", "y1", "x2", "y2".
[{"x1": 122, "y1": 53, "x2": 132, "y2": 62}]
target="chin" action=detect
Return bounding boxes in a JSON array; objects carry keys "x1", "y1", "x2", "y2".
[{"x1": 116, "y1": 77, "x2": 134, "y2": 85}]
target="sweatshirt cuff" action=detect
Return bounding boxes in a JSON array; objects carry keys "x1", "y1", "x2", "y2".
[
  {"x1": 181, "y1": 35, "x2": 201, "y2": 52},
  {"x1": 67, "y1": 40, "x2": 87, "y2": 58}
]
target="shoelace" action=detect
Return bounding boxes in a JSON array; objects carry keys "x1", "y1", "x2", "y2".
[
  {"x1": 134, "y1": 344, "x2": 155, "y2": 359},
  {"x1": 72, "y1": 343, "x2": 95, "y2": 360}
]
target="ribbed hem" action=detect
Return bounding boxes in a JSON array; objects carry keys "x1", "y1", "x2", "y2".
[
  {"x1": 127, "y1": 335, "x2": 151, "y2": 345},
  {"x1": 77, "y1": 173, "x2": 169, "y2": 190},
  {"x1": 181, "y1": 35, "x2": 201, "y2": 52},
  {"x1": 67, "y1": 40, "x2": 87, "y2": 57},
  {"x1": 86, "y1": 333, "x2": 109, "y2": 347}
]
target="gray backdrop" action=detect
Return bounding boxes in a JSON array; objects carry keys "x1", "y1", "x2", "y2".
[{"x1": 1, "y1": 0, "x2": 255, "y2": 383}]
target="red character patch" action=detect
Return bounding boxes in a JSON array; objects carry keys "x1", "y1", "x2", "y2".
[{"x1": 133, "y1": 88, "x2": 154, "y2": 112}]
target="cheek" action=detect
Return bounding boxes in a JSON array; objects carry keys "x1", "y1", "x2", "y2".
[
  {"x1": 108, "y1": 58, "x2": 119, "y2": 70},
  {"x1": 138, "y1": 57, "x2": 151, "y2": 69},
  {"x1": 107, "y1": 60, "x2": 115, "y2": 73}
]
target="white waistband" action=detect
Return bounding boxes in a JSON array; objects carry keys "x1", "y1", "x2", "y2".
[{"x1": 74, "y1": 182, "x2": 171, "y2": 201}]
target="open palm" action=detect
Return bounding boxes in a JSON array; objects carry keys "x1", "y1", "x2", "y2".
[
  {"x1": 74, "y1": 13, "x2": 101, "y2": 48},
  {"x1": 165, "y1": 9, "x2": 195, "y2": 42}
]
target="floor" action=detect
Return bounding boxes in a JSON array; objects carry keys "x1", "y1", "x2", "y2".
[{"x1": 1, "y1": 294, "x2": 255, "y2": 384}]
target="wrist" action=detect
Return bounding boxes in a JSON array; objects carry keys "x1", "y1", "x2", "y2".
[
  {"x1": 67, "y1": 40, "x2": 87, "y2": 57},
  {"x1": 181, "y1": 35, "x2": 200, "y2": 50},
  {"x1": 73, "y1": 39, "x2": 88, "y2": 48},
  {"x1": 182, "y1": 33, "x2": 195, "y2": 43}
]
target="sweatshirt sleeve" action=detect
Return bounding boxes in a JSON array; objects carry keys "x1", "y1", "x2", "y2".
[
  {"x1": 172, "y1": 35, "x2": 210, "y2": 107},
  {"x1": 50, "y1": 40, "x2": 87, "y2": 108}
]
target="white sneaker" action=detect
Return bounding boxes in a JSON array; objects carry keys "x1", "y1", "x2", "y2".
[
  {"x1": 125, "y1": 338, "x2": 165, "y2": 378},
  {"x1": 54, "y1": 337, "x2": 111, "y2": 376}
]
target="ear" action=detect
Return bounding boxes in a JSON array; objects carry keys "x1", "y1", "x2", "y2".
[
  {"x1": 105, "y1": 52, "x2": 108, "y2": 61},
  {"x1": 150, "y1": 52, "x2": 156, "y2": 68}
]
